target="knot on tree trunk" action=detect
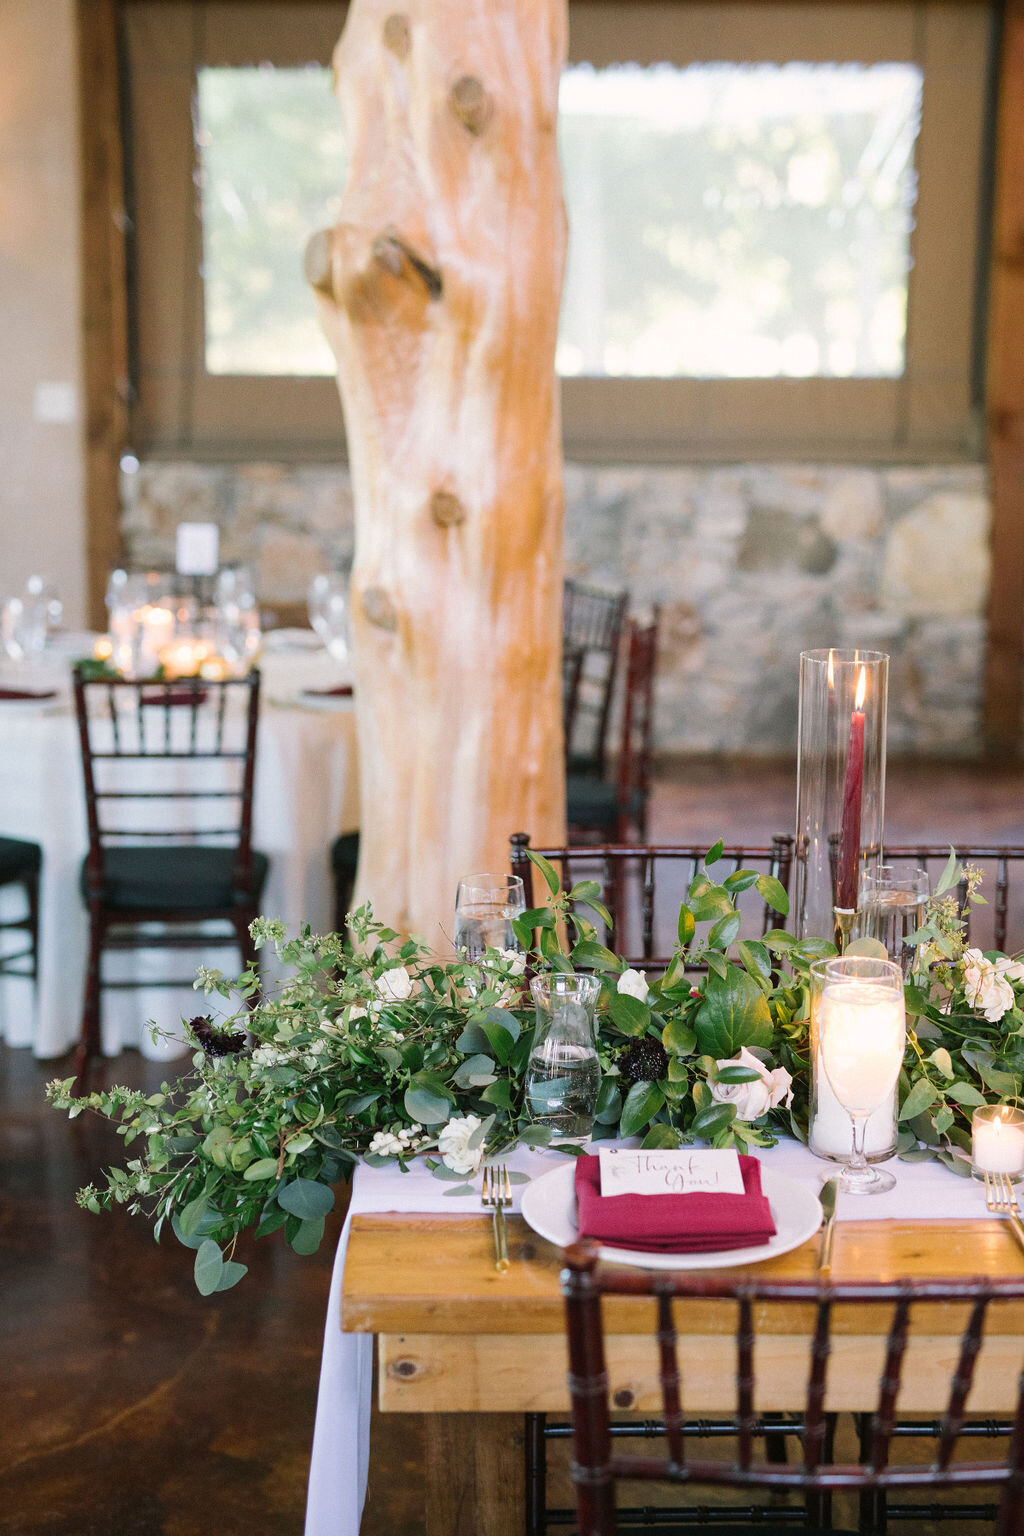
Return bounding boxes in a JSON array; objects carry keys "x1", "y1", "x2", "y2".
[
  {"x1": 449, "y1": 75, "x2": 493, "y2": 136},
  {"x1": 372, "y1": 229, "x2": 443, "y2": 300},
  {"x1": 430, "y1": 490, "x2": 466, "y2": 527},
  {"x1": 362, "y1": 586, "x2": 399, "y2": 632},
  {"x1": 304, "y1": 228, "x2": 335, "y2": 298},
  {"x1": 382, "y1": 13, "x2": 411, "y2": 58}
]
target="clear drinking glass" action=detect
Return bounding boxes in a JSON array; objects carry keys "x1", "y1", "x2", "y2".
[
  {"x1": 818, "y1": 955, "x2": 906, "y2": 1195},
  {"x1": 308, "y1": 572, "x2": 350, "y2": 667},
  {"x1": 525, "y1": 974, "x2": 602, "y2": 1141},
  {"x1": 856, "y1": 862, "x2": 929, "y2": 974},
  {"x1": 453, "y1": 874, "x2": 526, "y2": 963},
  {"x1": 213, "y1": 566, "x2": 261, "y2": 673}
]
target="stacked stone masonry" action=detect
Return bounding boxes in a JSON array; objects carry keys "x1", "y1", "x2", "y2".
[{"x1": 122, "y1": 460, "x2": 989, "y2": 757}]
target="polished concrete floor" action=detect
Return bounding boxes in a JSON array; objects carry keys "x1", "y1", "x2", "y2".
[{"x1": 2, "y1": 756, "x2": 1022, "y2": 1534}]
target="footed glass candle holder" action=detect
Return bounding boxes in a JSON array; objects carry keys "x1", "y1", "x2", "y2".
[
  {"x1": 794, "y1": 648, "x2": 889, "y2": 950},
  {"x1": 808, "y1": 957, "x2": 898, "y2": 1165}
]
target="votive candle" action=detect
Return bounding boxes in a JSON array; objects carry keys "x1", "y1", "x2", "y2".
[{"x1": 972, "y1": 1104, "x2": 1024, "y2": 1179}]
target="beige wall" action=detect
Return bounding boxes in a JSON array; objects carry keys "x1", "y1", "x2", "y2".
[{"x1": 0, "y1": 0, "x2": 86, "y2": 627}]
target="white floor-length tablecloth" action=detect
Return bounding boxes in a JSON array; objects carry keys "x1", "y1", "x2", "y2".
[
  {"x1": 0, "y1": 650, "x2": 359, "y2": 1058},
  {"x1": 304, "y1": 1139, "x2": 999, "y2": 1536}
]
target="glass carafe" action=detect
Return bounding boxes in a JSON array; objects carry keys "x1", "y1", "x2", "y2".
[{"x1": 525, "y1": 974, "x2": 602, "y2": 1141}]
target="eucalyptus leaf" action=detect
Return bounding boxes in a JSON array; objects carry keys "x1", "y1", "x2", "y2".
[
  {"x1": 277, "y1": 1177, "x2": 335, "y2": 1221},
  {"x1": 442, "y1": 1183, "x2": 475, "y2": 1197},
  {"x1": 467, "y1": 1112, "x2": 496, "y2": 1150},
  {"x1": 194, "y1": 1239, "x2": 224, "y2": 1297},
  {"x1": 899, "y1": 1078, "x2": 938, "y2": 1123},
  {"x1": 404, "y1": 1086, "x2": 451, "y2": 1125},
  {"x1": 243, "y1": 1158, "x2": 280, "y2": 1183},
  {"x1": 290, "y1": 1216, "x2": 326, "y2": 1255}
]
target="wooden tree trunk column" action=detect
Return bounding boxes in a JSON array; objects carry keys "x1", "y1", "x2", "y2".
[{"x1": 307, "y1": 0, "x2": 568, "y2": 942}]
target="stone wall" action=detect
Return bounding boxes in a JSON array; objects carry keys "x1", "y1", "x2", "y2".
[{"x1": 122, "y1": 458, "x2": 989, "y2": 756}]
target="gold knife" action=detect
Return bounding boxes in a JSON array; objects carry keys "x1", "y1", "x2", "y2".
[{"x1": 818, "y1": 1176, "x2": 839, "y2": 1274}]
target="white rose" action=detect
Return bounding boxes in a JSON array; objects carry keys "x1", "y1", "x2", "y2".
[
  {"x1": 375, "y1": 966, "x2": 413, "y2": 1003},
  {"x1": 437, "y1": 1114, "x2": 484, "y2": 1176},
  {"x1": 499, "y1": 948, "x2": 527, "y2": 977},
  {"x1": 997, "y1": 957, "x2": 1024, "y2": 985},
  {"x1": 708, "y1": 1046, "x2": 793, "y2": 1122},
  {"x1": 962, "y1": 950, "x2": 1016, "y2": 1022},
  {"x1": 617, "y1": 968, "x2": 649, "y2": 1003}
]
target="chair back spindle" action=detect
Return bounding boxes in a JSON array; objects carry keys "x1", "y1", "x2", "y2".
[{"x1": 562, "y1": 1250, "x2": 1024, "y2": 1536}]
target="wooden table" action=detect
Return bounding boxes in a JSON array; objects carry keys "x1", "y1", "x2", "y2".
[{"x1": 342, "y1": 1211, "x2": 1024, "y2": 1534}]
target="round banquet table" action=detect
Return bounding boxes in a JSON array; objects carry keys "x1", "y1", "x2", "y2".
[{"x1": 0, "y1": 648, "x2": 359, "y2": 1059}]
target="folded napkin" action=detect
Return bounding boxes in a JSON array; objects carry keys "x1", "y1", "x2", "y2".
[
  {"x1": 574, "y1": 1153, "x2": 776, "y2": 1253},
  {"x1": 0, "y1": 686, "x2": 57, "y2": 702}
]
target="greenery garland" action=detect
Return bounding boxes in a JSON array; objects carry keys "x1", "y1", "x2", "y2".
[{"x1": 48, "y1": 845, "x2": 1024, "y2": 1293}]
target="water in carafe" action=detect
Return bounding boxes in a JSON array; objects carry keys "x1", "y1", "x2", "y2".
[{"x1": 525, "y1": 1001, "x2": 601, "y2": 1140}]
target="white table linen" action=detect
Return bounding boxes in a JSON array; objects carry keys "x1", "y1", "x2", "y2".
[
  {"x1": 304, "y1": 1139, "x2": 992, "y2": 1536},
  {"x1": 0, "y1": 651, "x2": 358, "y2": 1058}
]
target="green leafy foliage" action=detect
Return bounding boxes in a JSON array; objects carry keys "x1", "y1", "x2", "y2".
[{"x1": 48, "y1": 845, "x2": 1024, "y2": 1296}]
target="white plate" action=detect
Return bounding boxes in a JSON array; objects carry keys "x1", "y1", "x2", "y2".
[{"x1": 520, "y1": 1159, "x2": 823, "y2": 1270}]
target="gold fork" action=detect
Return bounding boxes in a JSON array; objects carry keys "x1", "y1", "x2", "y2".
[
  {"x1": 481, "y1": 1164, "x2": 512, "y2": 1273},
  {"x1": 984, "y1": 1170, "x2": 1024, "y2": 1253}
]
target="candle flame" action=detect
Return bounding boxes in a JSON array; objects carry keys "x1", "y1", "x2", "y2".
[
  {"x1": 827, "y1": 651, "x2": 834, "y2": 689},
  {"x1": 855, "y1": 666, "x2": 866, "y2": 710}
]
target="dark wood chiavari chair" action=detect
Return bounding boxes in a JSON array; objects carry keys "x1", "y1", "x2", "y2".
[
  {"x1": 71, "y1": 666, "x2": 267, "y2": 1092},
  {"x1": 563, "y1": 578, "x2": 629, "y2": 780},
  {"x1": 510, "y1": 830, "x2": 794, "y2": 969},
  {"x1": 562, "y1": 1245, "x2": 1024, "y2": 1536},
  {"x1": 568, "y1": 610, "x2": 660, "y2": 845}
]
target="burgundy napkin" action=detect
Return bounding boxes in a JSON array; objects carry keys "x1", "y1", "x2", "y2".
[
  {"x1": 301, "y1": 684, "x2": 353, "y2": 698},
  {"x1": 0, "y1": 686, "x2": 57, "y2": 702},
  {"x1": 574, "y1": 1153, "x2": 776, "y2": 1253}
]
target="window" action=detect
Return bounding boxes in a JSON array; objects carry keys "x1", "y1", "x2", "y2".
[
  {"x1": 125, "y1": 2, "x2": 994, "y2": 461},
  {"x1": 557, "y1": 62, "x2": 921, "y2": 382}
]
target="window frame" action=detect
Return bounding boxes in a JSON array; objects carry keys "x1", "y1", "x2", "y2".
[{"x1": 123, "y1": 0, "x2": 995, "y2": 463}]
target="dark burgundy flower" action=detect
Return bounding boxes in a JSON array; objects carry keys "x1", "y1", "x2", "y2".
[
  {"x1": 618, "y1": 1037, "x2": 669, "y2": 1084},
  {"x1": 189, "y1": 1016, "x2": 247, "y2": 1058}
]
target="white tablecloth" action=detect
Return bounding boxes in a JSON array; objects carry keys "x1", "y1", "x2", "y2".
[
  {"x1": 0, "y1": 651, "x2": 359, "y2": 1058},
  {"x1": 304, "y1": 1139, "x2": 995, "y2": 1536}
]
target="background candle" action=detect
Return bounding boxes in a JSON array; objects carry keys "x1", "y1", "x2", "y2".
[
  {"x1": 836, "y1": 665, "x2": 867, "y2": 911},
  {"x1": 972, "y1": 1105, "x2": 1024, "y2": 1175}
]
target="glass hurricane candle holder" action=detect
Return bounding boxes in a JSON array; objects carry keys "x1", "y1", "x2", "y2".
[
  {"x1": 525, "y1": 974, "x2": 602, "y2": 1142},
  {"x1": 794, "y1": 648, "x2": 889, "y2": 949},
  {"x1": 808, "y1": 956, "x2": 899, "y2": 1165},
  {"x1": 971, "y1": 1104, "x2": 1024, "y2": 1182},
  {"x1": 817, "y1": 955, "x2": 905, "y2": 1195}
]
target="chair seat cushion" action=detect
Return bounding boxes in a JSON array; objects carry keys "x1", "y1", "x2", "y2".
[
  {"x1": 82, "y1": 846, "x2": 269, "y2": 913},
  {"x1": 566, "y1": 776, "x2": 646, "y2": 832},
  {"x1": 0, "y1": 836, "x2": 42, "y2": 883}
]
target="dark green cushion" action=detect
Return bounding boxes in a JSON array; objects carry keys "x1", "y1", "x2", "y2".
[
  {"x1": 567, "y1": 776, "x2": 646, "y2": 832},
  {"x1": 82, "y1": 846, "x2": 268, "y2": 912},
  {"x1": 0, "y1": 837, "x2": 41, "y2": 884}
]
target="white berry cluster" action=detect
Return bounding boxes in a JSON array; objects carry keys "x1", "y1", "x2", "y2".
[
  {"x1": 367, "y1": 1125, "x2": 425, "y2": 1158},
  {"x1": 251, "y1": 1043, "x2": 290, "y2": 1069}
]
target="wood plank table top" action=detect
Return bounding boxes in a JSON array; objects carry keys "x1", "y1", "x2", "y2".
[{"x1": 342, "y1": 1211, "x2": 1024, "y2": 1336}]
